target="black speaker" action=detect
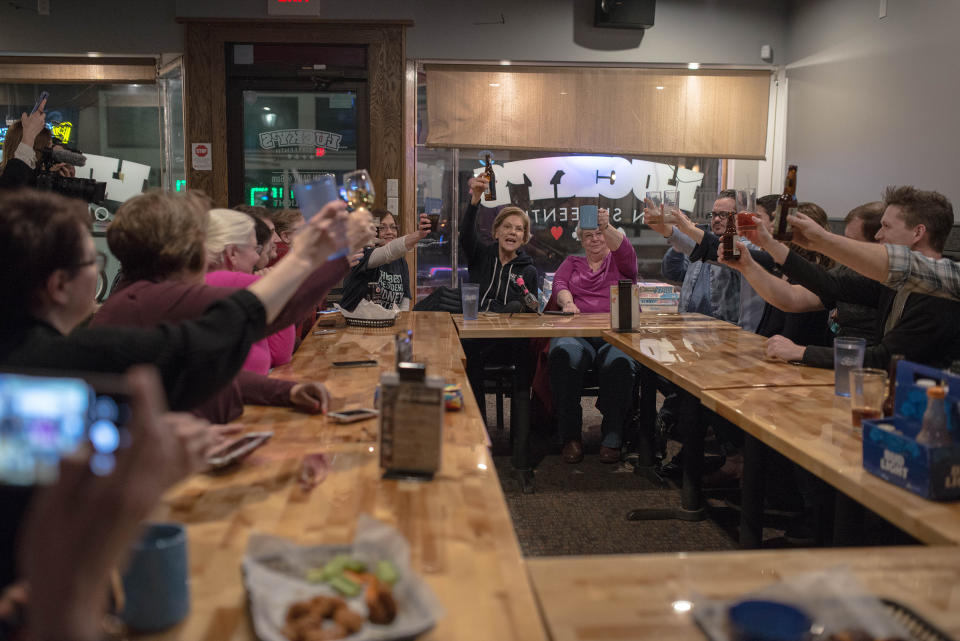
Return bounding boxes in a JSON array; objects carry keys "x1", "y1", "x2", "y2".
[{"x1": 594, "y1": 0, "x2": 655, "y2": 29}]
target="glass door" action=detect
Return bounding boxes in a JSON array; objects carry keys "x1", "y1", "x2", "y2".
[
  {"x1": 158, "y1": 57, "x2": 185, "y2": 193},
  {"x1": 227, "y1": 82, "x2": 368, "y2": 209}
]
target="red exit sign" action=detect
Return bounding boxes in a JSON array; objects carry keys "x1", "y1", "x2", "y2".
[{"x1": 267, "y1": 0, "x2": 320, "y2": 15}]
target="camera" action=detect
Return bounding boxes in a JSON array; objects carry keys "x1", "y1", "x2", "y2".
[{"x1": 36, "y1": 146, "x2": 107, "y2": 204}]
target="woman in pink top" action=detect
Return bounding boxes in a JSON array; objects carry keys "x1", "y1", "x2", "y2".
[
  {"x1": 204, "y1": 209, "x2": 295, "y2": 375},
  {"x1": 549, "y1": 208, "x2": 641, "y2": 464}
]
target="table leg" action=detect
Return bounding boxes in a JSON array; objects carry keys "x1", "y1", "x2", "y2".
[
  {"x1": 627, "y1": 390, "x2": 706, "y2": 522},
  {"x1": 633, "y1": 366, "x2": 664, "y2": 485},
  {"x1": 511, "y1": 340, "x2": 534, "y2": 494},
  {"x1": 739, "y1": 434, "x2": 766, "y2": 549}
]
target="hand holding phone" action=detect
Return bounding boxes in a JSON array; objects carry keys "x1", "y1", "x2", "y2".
[
  {"x1": 579, "y1": 204, "x2": 598, "y2": 230},
  {"x1": 31, "y1": 91, "x2": 49, "y2": 115}
]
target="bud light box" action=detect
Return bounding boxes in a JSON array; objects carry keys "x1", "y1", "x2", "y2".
[{"x1": 862, "y1": 360, "x2": 960, "y2": 501}]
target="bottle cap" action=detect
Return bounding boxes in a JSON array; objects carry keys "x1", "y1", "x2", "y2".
[{"x1": 927, "y1": 386, "x2": 946, "y2": 399}]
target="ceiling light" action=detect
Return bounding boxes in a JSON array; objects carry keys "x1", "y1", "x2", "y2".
[
  {"x1": 560, "y1": 91, "x2": 568, "y2": 95},
  {"x1": 656, "y1": 86, "x2": 665, "y2": 90},
  {"x1": 477, "y1": 463, "x2": 488, "y2": 470},
  {"x1": 687, "y1": 62, "x2": 700, "y2": 70},
  {"x1": 499, "y1": 59, "x2": 511, "y2": 65},
  {"x1": 672, "y1": 600, "x2": 693, "y2": 613},
  {"x1": 489, "y1": 83, "x2": 501, "y2": 87},
  {"x1": 263, "y1": 106, "x2": 271, "y2": 111}
]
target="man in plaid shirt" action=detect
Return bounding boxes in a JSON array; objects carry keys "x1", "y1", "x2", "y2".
[{"x1": 784, "y1": 187, "x2": 960, "y2": 301}]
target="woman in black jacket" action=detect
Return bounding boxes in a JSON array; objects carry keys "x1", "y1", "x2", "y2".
[{"x1": 459, "y1": 175, "x2": 540, "y2": 432}]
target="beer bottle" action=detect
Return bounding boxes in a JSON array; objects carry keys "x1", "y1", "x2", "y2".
[
  {"x1": 773, "y1": 164, "x2": 798, "y2": 241},
  {"x1": 722, "y1": 212, "x2": 740, "y2": 259},
  {"x1": 483, "y1": 153, "x2": 497, "y2": 201},
  {"x1": 882, "y1": 353, "x2": 904, "y2": 417}
]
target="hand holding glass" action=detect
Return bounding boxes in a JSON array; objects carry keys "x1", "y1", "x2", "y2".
[{"x1": 736, "y1": 188, "x2": 758, "y2": 242}]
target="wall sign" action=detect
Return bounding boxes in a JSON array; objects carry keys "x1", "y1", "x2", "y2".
[
  {"x1": 191, "y1": 142, "x2": 212, "y2": 171},
  {"x1": 258, "y1": 129, "x2": 343, "y2": 152}
]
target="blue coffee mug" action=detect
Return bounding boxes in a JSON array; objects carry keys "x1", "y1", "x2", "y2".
[{"x1": 121, "y1": 522, "x2": 190, "y2": 632}]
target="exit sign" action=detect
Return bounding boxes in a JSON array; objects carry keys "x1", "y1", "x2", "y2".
[{"x1": 267, "y1": 0, "x2": 321, "y2": 15}]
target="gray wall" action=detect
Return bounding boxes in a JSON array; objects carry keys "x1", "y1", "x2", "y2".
[
  {"x1": 784, "y1": 0, "x2": 960, "y2": 220},
  {"x1": 1, "y1": 0, "x2": 786, "y2": 65}
]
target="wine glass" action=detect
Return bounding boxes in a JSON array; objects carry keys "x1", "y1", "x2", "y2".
[{"x1": 343, "y1": 169, "x2": 375, "y2": 213}]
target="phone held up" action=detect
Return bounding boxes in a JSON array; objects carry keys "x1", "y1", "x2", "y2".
[{"x1": 0, "y1": 369, "x2": 132, "y2": 486}]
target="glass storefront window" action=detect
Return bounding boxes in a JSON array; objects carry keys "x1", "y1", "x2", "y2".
[{"x1": 240, "y1": 90, "x2": 358, "y2": 209}]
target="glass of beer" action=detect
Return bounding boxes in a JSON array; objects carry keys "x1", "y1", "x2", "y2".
[
  {"x1": 850, "y1": 368, "x2": 887, "y2": 432},
  {"x1": 736, "y1": 188, "x2": 758, "y2": 242}
]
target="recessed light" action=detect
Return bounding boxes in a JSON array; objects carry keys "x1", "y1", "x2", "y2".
[
  {"x1": 263, "y1": 107, "x2": 271, "y2": 111},
  {"x1": 687, "y1": 62, "x2": 700, "y2": 70},
  {"x1": 499, "y1": 59, "x2": 511, "y2": 66},
  {"x1": 489, "y1": 83, "x2": 501, "y2": 87},
  {"x1": 672, "y1": 600, "x2": 693, "y2": 613},
  {"x1": 656, "y1": 86, "x2": 665, "y2": 90},
  {"x1": 477, "y1": 463, "x2": 488, "y2": 470},
  {"x1": 560, "y1": 91, "x2": 568, "y2": 95}
]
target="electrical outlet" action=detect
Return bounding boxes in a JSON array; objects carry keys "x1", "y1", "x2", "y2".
[{"x1": 37, "y1": 0, "x2": 50, "y2": 15}]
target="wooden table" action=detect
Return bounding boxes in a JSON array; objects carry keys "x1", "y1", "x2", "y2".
[
  {"x1": 701, "y1": 385, "x2": 960, "y2": 547},
  {"x1": 603, "y1": 326, "x2": 835, "y2": 522},
  {"x1": 139, "y1": 312, "x2": 548, "y2": 641},
  {"x1": 452, "y1": 312, "x2": 731, "y2": 339},
  {"x1": 528, "y1": 546, "x2": 960, "y2": 641}
]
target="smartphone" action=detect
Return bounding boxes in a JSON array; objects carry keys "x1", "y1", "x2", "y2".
[
  {"x1": 328, "y1": 408, "x2": 379, "y2": 423},
  {"x1": 332, "y1": 360, "x2": 378, "y2": 368},
  {"x1": 0, "y1": 370, "x2": 132, "y2": 486},
  {"x1": 206, "y1": 431, "x2": 273, "y2": 470},
  {"x1": 579, "y1": 204, "x2": 598, "y2": 230},
  {"x1": 544, "y1": 309, "x2": 574, "y2": 316},
  {"x1": 30, "y1": 91, "x2": 49, "y2": 115}
]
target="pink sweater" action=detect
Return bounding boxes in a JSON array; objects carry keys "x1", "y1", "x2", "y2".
[
  {"x1": 204, "y1": 271, "x2": 295, "y2": 375},
  {"x1": 552, "y1": 237, "x2": 638, "y2": 313}
]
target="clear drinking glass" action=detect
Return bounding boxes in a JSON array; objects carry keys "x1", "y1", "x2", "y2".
[
  {"x1": 461, "y1": 283, "x2": 480, "y2": 320},
  {"x1": 834, "y1": 337, "x2": 866, "y2": 397},
  {"x1": 662, "y1": 189, "x2": 679, "y2": 224},
  {"x1": 850, "y1": 368, "x2": 887, "y2": 432},
  {"x1": 343, "y1": 169, "x2": 375, "y2": 212},
  {"x1": 736, "y1": 188, "x2": 758, "y2": 241},
  {"x1": 644, "y1": 190, "x2": 663, "y2": 225}
]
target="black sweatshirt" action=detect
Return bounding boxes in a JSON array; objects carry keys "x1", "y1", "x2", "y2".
[
  {"x1": 779, "y1": 250, "x2": 960, "y2": 369},
  {"x1": 460, "y1": 201, "x2": 539, "y2": 312}
]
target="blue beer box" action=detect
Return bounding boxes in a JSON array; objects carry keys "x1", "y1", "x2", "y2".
[{"x1": 862, "y1": 360, "x2": 960, "y2": 500}]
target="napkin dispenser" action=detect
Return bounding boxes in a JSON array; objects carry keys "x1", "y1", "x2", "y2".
[
  {"x1": 610, "y1": 280, "x2": 640, "y2": 331},
  {"x1": 379, "y1": 362, "x2": 444, "y2": 480}
]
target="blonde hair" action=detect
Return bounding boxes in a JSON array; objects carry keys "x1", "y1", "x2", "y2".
[
  {"x1": 492, "y1": 206, "x2": 532, "y2": 244},
  {"x1": 108, "y1": 189, "x2": 211, "y2": 282},
  {"x1": 205, "y1": 208, "x2": 255, "y2": 269}
]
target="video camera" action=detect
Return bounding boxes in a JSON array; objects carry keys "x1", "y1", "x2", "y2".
[{"x1": 36, "y1": 146, "x2": 107, "y2": 204}]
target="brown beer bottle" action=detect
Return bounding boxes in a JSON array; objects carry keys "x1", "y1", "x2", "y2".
[
  {"x1": 722, "y1": 212, "x2": 740, "y2": 259},
  {"x1": 882, "y1": 353, "x2": 904, "y2": 417},
  {"x1": 774, "y1": 164, "x2": 798, "y2": 241},
  {"x1": 483, "y1": 153, "x2": 497, "y2": 201}
]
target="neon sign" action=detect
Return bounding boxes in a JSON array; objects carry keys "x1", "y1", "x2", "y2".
[
  {"x1": 0, "y1": 121, "x2": 70, "y2": 149},
  {"x1": 249, "y1": 185, "x2": 297, "y2": 207}
]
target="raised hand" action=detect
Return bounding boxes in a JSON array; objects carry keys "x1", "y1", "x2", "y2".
[
  {"x1": 718, "y1": 239, "x2": 753, "y2": 272},
  {"x1": 597, "y1": 208, "x2": 610, "y2": 230},
  {"x1": 468, "y1": 176, "x2": 488, "y2": 205},
  {"x1": 291, "y1": 200, "x2": 349, "y2": 266},
  {"x1": 643, "y1": 198, "x2": 671, "y2": 236},
  {"x1": 787, "y1": 211, "x2": 831, "y2": 250},
  {"x1": 19, "y1": 97, "x2": 46, "y2": 146},
  {"x1": 347, "y1": 209, "x2": 376, "y2": 254}
]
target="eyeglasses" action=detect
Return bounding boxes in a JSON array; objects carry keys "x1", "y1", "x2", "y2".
[
  {"x1": 710, "y1": 210, "x2": 736, "y2": 219},
  {"x1": 74, "y1": 251, "x2": 106, "y2": 271},
  {"x1": 378, "y1": 224, "x2": 399, "y2": 232}
]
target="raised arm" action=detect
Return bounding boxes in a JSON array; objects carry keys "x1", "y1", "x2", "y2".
[
  {"x1": 718, "y1": 240, "x2": 825, "y2": 313},
  {"x1": 786, "y1": 211, "x2": 890, "y2": 281},
  {"x1": 459, "y1": 177, "x2": 488, "y2": 262}
]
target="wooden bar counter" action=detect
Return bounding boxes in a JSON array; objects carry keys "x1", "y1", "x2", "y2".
[
  {"x1": 528, "y1": 546, "x2": 960, "y2": 641},
  {"x1": 701, "y1": 385, "x2": 960, "y2": 546},
  {"x1": 137, "y1": 312, "x2": 547, "y2": 641}
]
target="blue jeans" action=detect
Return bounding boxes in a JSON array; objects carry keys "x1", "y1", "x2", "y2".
[{"x1": 548, "y1": 337, "x2": 640, "y2": 448}]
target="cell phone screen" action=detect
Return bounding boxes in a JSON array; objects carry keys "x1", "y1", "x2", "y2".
[
  {"x1": 579, "y1": 204, "x2": 598, "y2": 230},
  {"x1": 334, "y1": 409, "x2": 374, "y2": 417},
  {"x1": 0, "y1": 371, "x2": 131, "y2": 486}
]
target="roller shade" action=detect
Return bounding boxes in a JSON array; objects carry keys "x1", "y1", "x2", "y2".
[{"x1": 425, "y1": 65, "x2": 771, "y2": 159}]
